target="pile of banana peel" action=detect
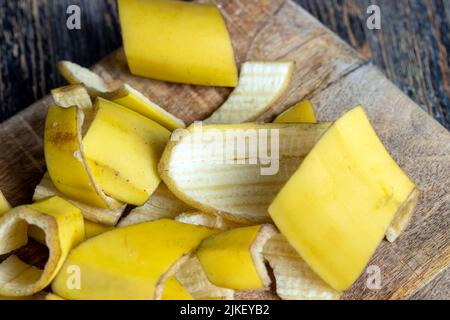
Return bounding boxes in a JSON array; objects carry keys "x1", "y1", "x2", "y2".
[{"x1": 0, "y1": 0, "x2": 419, "y2": 300}]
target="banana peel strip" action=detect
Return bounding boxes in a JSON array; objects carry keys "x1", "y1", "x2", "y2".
[
  {"x1": 204, "y1": 61, "x2": 294, "y2": 124},
  {"x1": 52, "y1": 219, "x2": 217, "y2": 300},
  {"x1": 197, "y1": 224, "x2": 276, "y2": 290},
  {"x1": 159, "y1": 123, "x2": 330, "y2": 223},
  {"x1": 57, "y1": 60, "x2": 113, "y2": 96},
  {"x1": 43, "y1": 105, "x2": 124, "y2": 224},
  {"x1": 0, "y1": 196, "x2": 84, "y2": 297},
  {"x1": 263, "y1": 233, "x2": 342, "y2": 300},
  {"x1": 118, "y1": 183, "x2": 192, "y2": 227},
  {"x1": 106, "y1": 84, "x2": 186, "y2": 131},
  {"x1": 33, "y1": 173, "x2": 124, "y2": 226}
]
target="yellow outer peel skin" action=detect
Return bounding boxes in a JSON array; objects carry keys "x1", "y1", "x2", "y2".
[
  {"x1": 162, "y1": 276, "x2": 194, "y2": 300},
  {"x1": 52, "y1": 219, "x2": 216, "y2": 300},
  {"x1": 0, "y1": 190, "x2": 10, "y2": 215},
  {"x1": 111, "y1": 84, "x2": 185, "y2": 131},
  {"x1": 118, "y1": 0, "x2": 237, "y2": 87},
  {"x1": 268, "y1": 107, "x2": 416, "y2": 291},
  {"x1": 44, "y1": 105, "x2": 109, "y2": 208},
  {"x1": 274, "y1": 100, "x2": 316, "y2": 123},
  {"x1": 84, "y1": 220, "x2": 112, "y2": 239},
  {"x1": 197, "y1": 225, "x2": 267, "y2": 290},
  {"x1": 83, "y1": 98, "x2": 171, "y2": 205}
]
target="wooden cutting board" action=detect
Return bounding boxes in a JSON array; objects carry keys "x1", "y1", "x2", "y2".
[{"x1": 0, "y1": 0, "x2": 449, "y2": 300}]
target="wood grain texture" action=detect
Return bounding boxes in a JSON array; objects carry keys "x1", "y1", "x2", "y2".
[
  {"x1": 0, "y1": 0, "x2": 448, "y2": 129},
  {"x1": 0, "y1": 0, "x2": 448, "y2": 299}
]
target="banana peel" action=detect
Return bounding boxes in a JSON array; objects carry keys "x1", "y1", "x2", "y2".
[
  {"x1": 159, "y1": 123, "x2": 330, "y2": 223},
  {"x1": 57, "y1": 61, "x2": 112, "y2": 96},
  {"x1": 33, "y1": 173, "x2": 125, "y2": 226},
  {"x1": 197, "y1": 224, "x2": 276, "y2": 290},
  {"x1": 118, "y1": 183, "x2": 192, "y2": 227},
  {"x1": 268, "y1": 107, "x2": 418, "y2": 291},
  {"x1": 118, "y1": 0, "x2": 237, "y2": 87},
  {"x1": 83, "y1": 98, "x2": 171, "y2": 205},
  {"x1": 52, "y1": 219, "x2": 216, "y2": 300},
  {"x1": 204, "y1": 62, "x2": 294, "y2": 124},
  {"x1": 107, "y1": 84, "x2": 185, "y2": 131},
  {"x1": 0, "y1": 196, "x2": 84, "y2": 297},
  {"x1": 0, "y1": 190, "x2": 11, "y2": 215},
  {"x1": 264, "y1": 233, "x2": 341, "y2": 300},
  {"x1": 274, "y1": 100, "x2": 316, "y2": 123}
]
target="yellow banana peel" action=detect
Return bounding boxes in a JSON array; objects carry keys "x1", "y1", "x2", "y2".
[
  {"x1": 108, "y1": 84, "x2": 185, "y2": 131},
  {"x1": 269, "y1": 106, "x2": 418, "y2": 291},
  {"x1": 84, "y1": 220, "x2": 112, "y2": 239},
  {"x1": 118, "y1": 0, "x2": 237, "y2": 87},
  {"x1": 0, "y1": 190, "x2": 11, "y2": 215},
  {"x1": 197, "y1": 224, "x2": 276, "y2": 290},
  {"x1": 33, "y1": 173, "x2": 125, "y2": 226},
  {"x1": 204, "y1": 62, "x2": 294, "y2": 124},
  {"x1": 57, "y1": 60, "x2": 112, "y2": 96},
  {"x1": 83, "y1": 98, "x2": 171, "y2": 205},
  {"x1": 118, "y1": 183, "x2": 192, "y2": 227},
  {"x1": 274, "y1": 100, "x2": 316, "y2": 123},
  {"x1": 264, "y1": 233, "x2": 341, "y2": 300},
  {"x1": 52, "y1": 219, "x2": 217, "y2": 300},
  {"x1": 0, "y1": 196, "x2": 84, "y2": 297},
  {"x1": 159, "y1": 123, "x2": 330, "y2": 223}
]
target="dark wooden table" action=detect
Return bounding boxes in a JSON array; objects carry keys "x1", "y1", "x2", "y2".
[{"x1": 0, "y1": 0, "x2": 449, "y2": 130}]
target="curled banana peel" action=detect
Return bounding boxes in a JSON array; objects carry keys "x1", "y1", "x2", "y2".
[
  {"x1": 45, "y1": 105, "x2": 120, "y2": 209},
  {"x1": 0, "y1": 196, "x2": 84, "y2": 297},
  {"x1": 264, "y1": 233, "x2": 341, "y2": 300},
  {"x1": 197, "y1": 224, "x2": 276, "y2": 290},
  {"x1": 83, "y1": 98, "x2": 171, "y2": 205},
  {"x1": 118, "y1": 183, "x2": 192, "y2": 227},
  {"x1": 175, "y1": 255, "x2": 234, "y2": 300},
  {"x1": 269, "y1": 107, "x2": 418, "y2": 291},
  {"x1": 107, "y1": 84, "x2": 185, "y2": 131},
  {"x1": 52, "y1": 219, "x2": 217, "y2": 300},
  {"x1": 159, "y1": 123, "x2": 330, "y2": 223},
  {"x1": 45, "y1": 293, "x2": 65, "y2": 300},
  {"x1": 118, "y1": 0, "x2": 237, "y2": 87},
  {"x1": 57, "y1": 60, "x2": 112, "y2": 96},
  {"x1": 204, "y1": 62, "x2": 294, "y2": 124},
  {"x1": 175, "y1": 211, "x2": 244, "y2": 231},
  {"x1": 0, "y1": 190, "x2": 11, "y2": 215},
  {"x1": 33, "y1": 173, "x2": 125, "y2": 226},
  {"x1": 274, "y1": 100, "x2": 316, "y2": 124}
]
